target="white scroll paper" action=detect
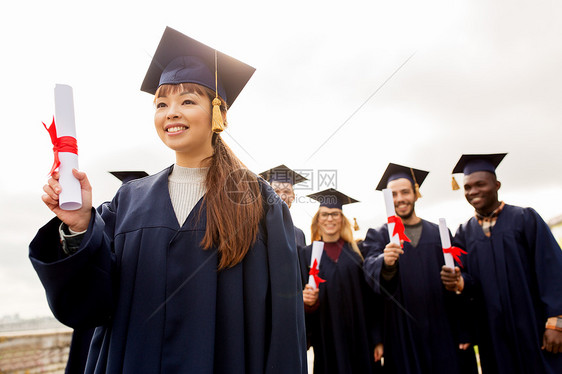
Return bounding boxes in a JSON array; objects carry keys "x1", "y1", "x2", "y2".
[
  {"x1": 54, "y1": 84, "x2": 82, "y2": 211},
  {"x1": 438, "y1": 218, "x2": 455, "y2": 269},
  {"x1": 308, "y1": 241, "x2": 325, "y2": 289},
  {"x1": 383, "y1": 188, "x2": 400, "y2": 245}
]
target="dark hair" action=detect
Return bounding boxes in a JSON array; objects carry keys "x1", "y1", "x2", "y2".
[{"x1": 155, "y1": 83, "x2": 263, "y2": 269}]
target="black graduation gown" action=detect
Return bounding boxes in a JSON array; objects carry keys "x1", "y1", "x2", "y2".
[
  {"x1": 299, "y1": 241, "x2": 381, "y2": 374},
  {"x1": 65, "y1": 327, "x2": 95, "y2": 373},
  {"x1": 454, "y1": 204, "x2": 562, "y2": 374},
  {"x1": 29, "y1": 166, "x2": 307, "y2": 374},
  {"x1": 363, "y1": 219, "x2": 472, "y2": 374},
  {"x1": 295, "y1": 226, "x2": 306, "y2": 251}
]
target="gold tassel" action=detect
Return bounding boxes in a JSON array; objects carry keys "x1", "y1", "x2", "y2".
[
  {"x1": 353, "y1": 218, "x2": 360, "y2": 231},
  {"x1": 452, "y1": 176, "x2": 460, "y2": 190},
  {"x1": 211, "y1": 49, "x2": 225, "y2": 133},
  {"x1": 211, "y1": 98, "x2": 224, "y2": 133},
  {"x1": 414, "y1": 183, "x2": 422, "y2": 198},
  {"x1": 410, "y1": 168, "x2": 422, "y2": 198}
]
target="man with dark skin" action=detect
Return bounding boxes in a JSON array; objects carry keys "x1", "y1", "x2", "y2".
[{"x1": 442, "y1": 154, "x2": 562, "y2": 374}]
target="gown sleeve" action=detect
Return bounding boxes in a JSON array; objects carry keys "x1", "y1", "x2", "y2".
[
  {"x1": 363, "y1": 226, "x2": 394, "y2": 295},
  {"x1": 452, "y1": 223, "x2": 477, "y2": 297},
  {"x1": 524, "y1": 208, "x2": 562, "y2": 318},
  {"x1": 29, "y1": 201, "x2": 117, "y2": 329},
  {"x1": 262, "y1": 188, "x2": 308, "y2": 374}
]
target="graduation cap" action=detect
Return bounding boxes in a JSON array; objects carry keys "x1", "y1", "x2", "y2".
[
  {"x1": 451, "y1": 153, "x2": 507, "y2": 190},
  {"x1": 259, "y1": 164, "x2": 308, "y2": 185},
  {"x1": 307, "y1": 188, "x2": 359, "y2": 210},
  {"x1": 375, "y1": 163, "x2": 429, "y2": 198},
  {"x1": 109, "y1": 171, "x2": 149, "y2": 184},
  {"x1": 141, "y1": 26, "x2": 256, "y2": 132}
]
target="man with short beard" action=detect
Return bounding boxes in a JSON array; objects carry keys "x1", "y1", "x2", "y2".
[
  {"x1": 363, "y1": 163, "x2": 476, "y2": 374},
  {"x1": 442, "y1": 153, "x2": 562, "y2": 374}
]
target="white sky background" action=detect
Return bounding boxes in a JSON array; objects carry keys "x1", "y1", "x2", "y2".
[{"x1": 1, "y1": 0, "x2": 561, "y2": 318}]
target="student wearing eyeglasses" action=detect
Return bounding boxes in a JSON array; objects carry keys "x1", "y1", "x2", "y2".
[{"x1": 299, "y1": 189, "x2": 383, "y2": 373}]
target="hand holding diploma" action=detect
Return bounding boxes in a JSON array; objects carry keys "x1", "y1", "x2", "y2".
[
  {"x1": 42, "y1": 169, "x2": 92, "y2": 232},
  {"x1": 42, "y1": 84, "x2": 91, "y2": 232},
  {"x1": 440, "y1": 266, "x2": 464, "y2": 293},
  {"x1": 303, "y1": 284, "x2": 319, "y2": 307},
  {"x1": 383, "y1": 242, "x2": 403, "y2": 267}
]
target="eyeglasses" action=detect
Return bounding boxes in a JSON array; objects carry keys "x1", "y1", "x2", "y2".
[{"x1": 319, "y1": 211, "x2": 342, "y2": 220}]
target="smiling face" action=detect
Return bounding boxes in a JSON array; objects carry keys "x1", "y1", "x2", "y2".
[
  {"x1": 387, "y1": 178, "x2": 417, "y2": 220},
  {"x1": 154, "y1": 84, "x2": 215, "y2": 166},
  {"x1": 463, "y1": 171, "x2": 501, "y2": 215},
  {"x1": 317, "y1": 206, "x2": 343, "y2": 239}
]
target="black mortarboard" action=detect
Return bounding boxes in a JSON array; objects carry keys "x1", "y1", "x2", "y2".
[
  {"x1": 109, "y1": 171, "x2": 149, "y2": 184},
  {"x1": 307, "y1": 188, "x2": 359, "y2": 210},
  {"x1": 140, "y1": 26, "x2": 256, "y2": 108},
  {"x1": 452, "y1": 153, "x2": 507, "y2": 175},
  {"x1": 375, "y1": 163, "x2": 429, "y2": 193},
  {"x1": 259, "y1": 164, "x2": 308, "y2": 185}
]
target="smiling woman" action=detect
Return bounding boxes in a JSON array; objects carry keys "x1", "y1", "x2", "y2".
[
  {"x1": 300, "y1": 188, "x2": 383, "y2": 374},
  {"x1": 28, "y1": 26, "x2": 307, "y2": 373}
]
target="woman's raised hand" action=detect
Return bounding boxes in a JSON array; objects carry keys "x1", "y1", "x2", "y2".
[{"x1": 42, "y1": 169, "x2": 93, "y2": 232}]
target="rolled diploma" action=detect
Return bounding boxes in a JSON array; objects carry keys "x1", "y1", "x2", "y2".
[
  {"x1": 55, "y1": 84, "x2": 82, "y2": 211},
  {"x1": 308, "y1": 241, "x2": 325, "y2": 289},
  {"x1": 438, "y1": 218, "x2": 455, "y2": 269},
  {"x1": 383, "y1": 188, "x2": 400, "y2": 245}
]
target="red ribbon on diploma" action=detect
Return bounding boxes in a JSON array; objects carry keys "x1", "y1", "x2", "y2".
[
  {"x1": 387, "y1": 215, "x2": 411, "y2": 245},
  {"x1": 43, "y1": 117, "x2": 78, "y2": 176},
  {"x1": 309, "y1": 258, "x2": 326, "y2": 288},
  {"x1": 443, "y1": 246, "x2": 467, "y2": 268}
]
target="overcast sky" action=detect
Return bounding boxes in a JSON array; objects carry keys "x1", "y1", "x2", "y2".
[{"x1": 1, "y1": 0, "x2": 561, "y2": 318}]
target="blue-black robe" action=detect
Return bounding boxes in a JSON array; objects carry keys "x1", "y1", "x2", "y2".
[
  {"x1": 299, "y1": 241, "x2": 381, "y2": 374},
  {"x1": 295, "y1": 227, "x2": 306, "y2": 251},
  {"x1": 29, "y1": 166, "x2": 307, "y2": 374},
  {"x1": 363, "y1": 219, "x2": 474, "y2": 374},
  {"x1": 454, "y1": 204, "x2": 562, "y2": 374}
]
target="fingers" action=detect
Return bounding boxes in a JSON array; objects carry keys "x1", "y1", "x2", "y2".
[
  {"x1": 374, "y1": 343, "x2": 384, "y2": 362},
  {"x1": 459, "y1": 343, "x2": 470, "y2": 350},
  {"x1": 441, "y1": 266, "x2": 461, "y2": 291},
  {"x1": 542, "y1": 330, "x2": 562, "y2": 353},
  {"x1": 384, "y1": 243, "x2": 404, "y2": 266},
  {"x1": 72, "y1": 169, "x2": 92, "y2": 192},
  {"x1": 42, "y1": 174, "x2": 62, "y2": 209},
  {"x1": 542, "y1": 332, "x2": 551, "y2": 352}
]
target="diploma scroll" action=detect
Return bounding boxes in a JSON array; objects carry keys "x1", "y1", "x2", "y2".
[
  {"x1": 383, "y1": 188, "x2": 401, "y2": 246},
  {"x1": 438, "y1": 218, "x2": 456, "y2": 270},
  {"x1": 308, "y1": 241, "x2": 325, "y2": 289},
  {"x1": 54, "y1": 84, "x2": 82, "y2": 211}
]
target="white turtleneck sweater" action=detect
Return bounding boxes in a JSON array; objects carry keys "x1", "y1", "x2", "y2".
[{"x1": 168, "y1": 165, "x2": 208, "y2": 226}]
